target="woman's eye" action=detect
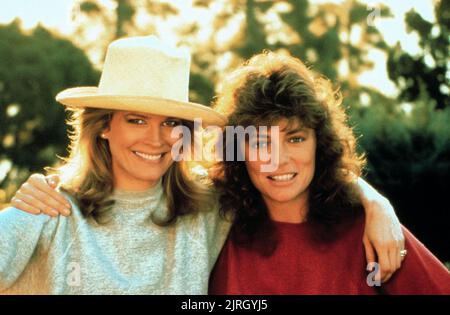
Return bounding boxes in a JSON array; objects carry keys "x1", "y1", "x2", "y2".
[
  {"x1": 127, "y1": 118, "x2": 146, "y2": 125},
  {"x1": 289, "y1": 136, "x2": 305, "y2": 143},
  {"x1": 163, "y1": 120, "x2": 182, "y2": 127}
]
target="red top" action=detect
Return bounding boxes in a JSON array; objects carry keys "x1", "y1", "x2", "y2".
[{"x1": 209, "y1": 215, "x2": 450, "y2": 295}]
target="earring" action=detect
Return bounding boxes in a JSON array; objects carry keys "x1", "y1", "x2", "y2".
[{"x1": 100, "y1": 133, "x2": 107, "y2": 139}]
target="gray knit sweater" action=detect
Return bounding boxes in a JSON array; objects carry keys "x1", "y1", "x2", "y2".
[{"x1": 0, "y1": 182, "x2": 231, "y2": 294}]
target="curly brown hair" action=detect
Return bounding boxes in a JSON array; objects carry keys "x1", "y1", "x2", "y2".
[{"x1": 213, "y1": 52, "x2": 366, "y2": 254}]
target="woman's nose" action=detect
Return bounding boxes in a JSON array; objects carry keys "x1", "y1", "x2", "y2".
[
  {"x1": 144, "y1": 125, "x2": 164, "y2": 147},
  {"x1": 261, "y1": 141, "x2": 290, "y2": 172},
  {"x1": 275, "y1": 142, "x2": 290, "y2": 166}
]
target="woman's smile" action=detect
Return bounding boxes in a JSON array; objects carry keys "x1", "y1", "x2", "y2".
[
  {"x1": 132, "y1": 150, "x2": 167, "y2": 163},
  {"x1": 266, "y1": 172, "x2": 298, "y2": 186}
]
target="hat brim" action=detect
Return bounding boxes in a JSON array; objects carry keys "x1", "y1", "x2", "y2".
[{"x1": 56, "y1": 87, "x2": 227, "y2": 127}]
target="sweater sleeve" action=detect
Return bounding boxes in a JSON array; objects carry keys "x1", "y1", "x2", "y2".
[
  {"x1": 0, "y1": 207, "x2": 57, "y2": 290},
  {"x1": 381, "y1": 226, "x2": 450, "y2": 294}
]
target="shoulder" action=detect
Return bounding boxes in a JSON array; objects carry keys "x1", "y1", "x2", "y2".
[
  {"x1": 181, "y1": 192, "x2": 232, "y2": 233},
  {"x1": 55, "y1": 188, "x2": 85, "y2": 219},
  {"x1": 0, "y1": 206, "x2": 52, "y2": 227},
  {"x1": 320, "y1": 212, "x2": 366, "y2": 243},
  {"x1": 0, "y1": 206, "x2": 59, "y2": 247}
]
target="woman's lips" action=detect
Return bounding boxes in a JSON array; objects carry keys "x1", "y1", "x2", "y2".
[
  {"x1": 267, "y1": 172, "x2": 297, "y2": 182},
  {"x1": 133, "y1": 150, "x2": 165, "y2": 162}
]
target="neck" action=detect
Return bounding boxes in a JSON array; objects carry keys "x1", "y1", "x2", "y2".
[
  {"x1": 113, "y1": 174, "x2": 160, "y2": 192},
  {"x1": 112, "y1": 162, "x2": 160, "y2": 192},
  {"x1": 114, "y1": 179, "x2": 160, "y2": 192},
  {"x1": 263, "y1": 192, "x2": 309, "y2": 224}
]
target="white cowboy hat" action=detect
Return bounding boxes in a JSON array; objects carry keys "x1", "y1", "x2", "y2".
[{"x1": 55, "y1": 36, "x2": 227, "y2": 126}]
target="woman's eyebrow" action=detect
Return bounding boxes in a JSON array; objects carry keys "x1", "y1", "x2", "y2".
[
  {"x1": 286, "y1": 127, "x2": 306, "y2": 135},
  {"x1": 125, "y1": 113, "x2": 148, "y2": 119}
]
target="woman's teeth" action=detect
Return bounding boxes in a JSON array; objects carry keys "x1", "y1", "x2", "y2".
[
  {"x1": 268, "y1": 173, "x2": 296, "y2": 181},
  {"x1": 134, "y1": 151, "x2": 163, "y2": 161}
]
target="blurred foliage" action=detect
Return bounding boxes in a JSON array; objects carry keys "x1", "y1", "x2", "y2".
[
  {"x1": 72, "y1": 0, "x2": 179, "y2": 67},
  {"x1": 0, "y1": 21, "x2": 99, "y2": 202},
  {"x1": 350, "y1": 101, "x2": 450, "y2": 261},
  {"x1": 387, "y1": 0, "x2": 449, "y2": 109},
  {"x1": 0, "y1": 0, "x2": 448, "y2": 261}
]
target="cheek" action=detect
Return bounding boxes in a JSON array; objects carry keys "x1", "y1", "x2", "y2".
[
  {"x1": 108, "y1": 135, "x2": 135, "y2": 155},
  {"x1": 162, "y1": 129, "x2": 186, "y2": 147},
  {"x1": 303, "y1": 160, "x2": 315, "y2": 185},
  {"x1": 108, "y1": 123, "x2": 138, "y2": 146},
  {"x1": 296, "y1": 145, "x2": 316, "y2": 181},
  {"x1": 245, "y1": 160, "x2": 267, "y2": 189},
  {"x1": 303, "y1": 152, "x2": 316, "y2": 171},
  {"x1": 165, "y1": 135, "x2": 182, "y2": 148},
  {"x1": 245, "y1": 159, "x2": 263, "y2": 176}
]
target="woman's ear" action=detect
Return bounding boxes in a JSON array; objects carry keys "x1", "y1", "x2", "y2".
[
  {"x1": 101, "y1": 111, "x2": 114, "y2": 139},
  {"x1": 101, "y1": 126, "x2": 111, "y2": 139}
]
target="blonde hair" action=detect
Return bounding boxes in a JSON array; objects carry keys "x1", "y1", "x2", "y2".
[{"x1": 50, "y1": 107, "x2": 212, "y2": 225}]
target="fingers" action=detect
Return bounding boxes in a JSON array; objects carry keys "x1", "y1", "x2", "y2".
[
  {"x1": 396, "y1": 250, "x2": 402, "y2": 274},
  {"x1": 385, "y1": 247, "x2": 398, "y2": 283},
  {"x1": 29, "y1": 174, "x2": 70, "y2": 208},
  {"x1": 392, "y1": 219, "x2": 406, "y2": 267},
  {"x1": 13, "y1": 173, "x2": 71, "y2": 217},
  {"x1": 391, "y1": 231, "x2": 405, "y2": 275},
  {"x1": 10, "y1": 196, "x2": 41, "y2": 215},
  {"x1": 364, "y1": 237, "x2": 382, "y2": 284},
  {"x1": 27, "y1": 174, "x2": 71, "y2": 216},
  {"x1": 399, "y1": 237, "x2": 406, "y2": 262},
  {"x1": 371, "y1": 237, "x2": 406, "y2": 284},
  {"x1": 363, "y1": 236, "x2": 376, "y2": 264},
  {"x1": 378, "y1": 241, "x2": 404, "y2": 283},
  {"x1": 397, "y1": 236, "x2": 406, "y2": 271},
  {"x1": 20, "y1": 182, "x2": 70, "y2": 217},
  {"x1": 364, "y1": 238, "x2": 380, "y2": 284},
  {"x1": 378, "y1": 249, "x2": 392, "y2": 283},
  {"x1": 46, "y1": 174, "x2": 60, "y2": 188},
  {"x1": 14, "y1": 189, "x2": 60, "y2": 217},
  {"x1": 396, "y1": 240, "x2": 403, "y2": 272}
]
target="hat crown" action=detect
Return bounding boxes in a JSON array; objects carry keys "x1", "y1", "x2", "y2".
[{"x1": 98, "y1": 36, "x2": 190, "y2": 102}]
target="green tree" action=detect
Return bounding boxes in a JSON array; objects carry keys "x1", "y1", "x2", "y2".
[
  {"x1": 188, "y1": 0, "x2": 391, "y2": 105},
  {"x1": 0, "y1": 21, "x2": 99, "y2": 202},
  {"x1": 387, "y1": 0, "x2": 449, "y2": 109},
  {"x1": 352, "y1": 100, "x2": 450, "y2": 261}
]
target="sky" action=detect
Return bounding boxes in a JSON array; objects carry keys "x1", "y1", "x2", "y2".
[{"x1": 0, "y1": 0, "x2": 437, "y2": 97}]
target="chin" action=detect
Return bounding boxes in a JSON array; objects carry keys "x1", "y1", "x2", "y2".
[
  {"x1": 132, "y1": 172, "x2": 165, "y2": 183},
  {"x1": 265, "y1": 191, "x2": 302, "y2": 203}
]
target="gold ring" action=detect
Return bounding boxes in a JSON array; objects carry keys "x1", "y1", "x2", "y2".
[{"x1": 400, "y1": 249, "x2": 408, "y2": 258}]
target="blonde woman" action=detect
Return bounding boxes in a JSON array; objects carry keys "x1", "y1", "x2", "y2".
[
  {"x1": 5, "y1": 37, "x2": 405, "y2": 294},
  {"x1": 0, "y1": 36, "x2": 230, "y2": 294}
]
